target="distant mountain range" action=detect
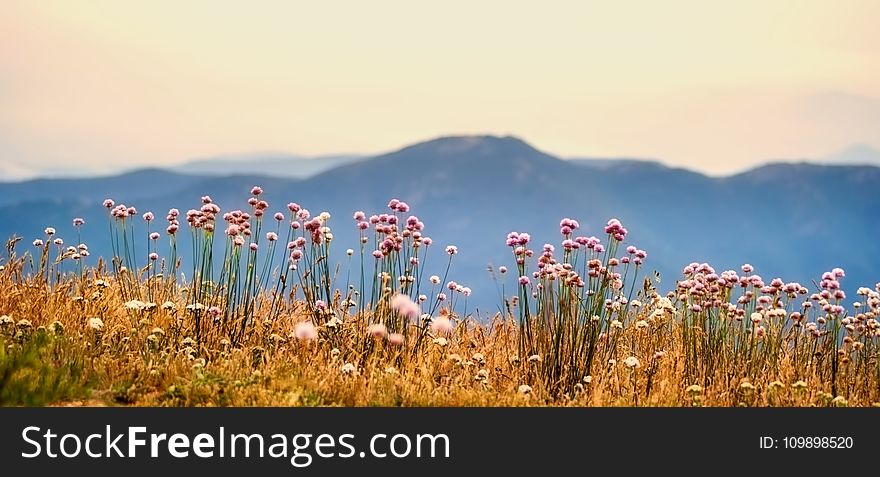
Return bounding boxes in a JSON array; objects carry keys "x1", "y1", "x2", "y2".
[
  {"x1": 170, "y1": 152, "x2": 364, "y2": 178},
  {"x1": 1, "y1": 135, "x2": 878, "y2": 312},
  {"x1": 822, "y1": 144, "x2": 880, "y2": 166}
]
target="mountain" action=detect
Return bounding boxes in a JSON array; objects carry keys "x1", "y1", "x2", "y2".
[
  {"x1": 0, "y1": 169, "x2": 205, "y2": 207},
  {"x1": 569, "y1": 156, "x2": 662, "y2": 169},
  {"x1": 1, "y1": 135, "x2": 878, "y2": 313},
  {"x1": 0, "y1": 161, "x2": 42, "y2": 182},
  {"x1": 823, "y1": 144, "x2": 880, "y2": 166},
  {"x1": 171, "y1": 153, "x2": 364, "y2": 178}
]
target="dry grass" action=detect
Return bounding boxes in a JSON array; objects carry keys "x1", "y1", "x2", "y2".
[{"x1": 1, "y1": 264, "x2": 876, "y2": 407}]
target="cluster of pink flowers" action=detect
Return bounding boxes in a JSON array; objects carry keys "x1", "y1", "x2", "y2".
[
  {"x1": 303, "y1": 215, "x2": 327, "y2": 244},
  {"x1": 604, "y1": 218, "x2": 628, "y2": 242},
  {"x1": 287, "y1": 236, "x2": 307, "y2": 268},
  {"x1": 679, "y1": 262, "x2": 736, "y2": 313},
  {"x1": 246, "y1": 186, "x2": 270, "y2": 218},
  {"x1": 106, "y1": 199, "x2": 137, "y2": 220},
  {"x1": 506, "y1": 218, "x2": 635, "y2": 299},
  {"x1": 532, "y1": 244, "x2": 586, "y2": 288},
  {"x1": 506, "y1": 231, "x2": 531, "y2": 247},
  {"x1": 222, "y1": 209, "x2": 253, "y2": 247},
  {"x1": 819, "y1": 268, "x2": 845, "y2": 292},
  {"x1": 166, "y1": 208, "x2": 180, "y2": 235},
  {"x1": 506, "y1": 232, "x2": 533, "y2": 265},
  {"x1": 387, "y1": 198, "x2": 410, "y2": 213},
  {"x1": 352, "y1": 211, "x2": 369, "y2": 235},
  {"x1": 186, "y1": 196, "x2": 220, "y2": 231},
  {"x1": 675, "y1": 262, "x2": 868, "y2": 340},
  {"x1": 622, "y1": 245, "x2": 647, "y2": 265},
  {"x1": 363, "y1": 199, "x2": 433, "y2": 258},
  {"x1": 564, "y1": 235, "x2": 604, "y2": 253},
  {"x1": 559, "y1": 218, "x2": 580, "y2": 236},
  {"x1": 287, "y1": 202, "x2": 302, "y2": 222},
  {"x1": 809, "y1": 268, "x2": 848, "y2": 315},
  {"x1": 445, "y1": 280, "x2": 472, "y2": 297}
]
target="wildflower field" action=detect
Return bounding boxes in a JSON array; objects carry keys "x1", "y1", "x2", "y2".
[{"x1": 1, "y1": 186, "x2": 878, "y2": 407}]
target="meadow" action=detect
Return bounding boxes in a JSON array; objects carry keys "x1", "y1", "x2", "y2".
[{"x1": 0, "y1": 186, "x2": 877, "y2": 407}]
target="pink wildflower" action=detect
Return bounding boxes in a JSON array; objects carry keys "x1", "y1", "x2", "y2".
[
  {"x1": 390, "y1": 293, "x2": 420, "y2": 319},
  {"x1": 368, "y1": 323, "x2": 388, "y2": 339},
  {"x1": 388, "y1": 333, "x2": 405, "y2": 346},
  {"x1": 431, "y1": 316, "x2": 454, "y2": 334},
  {"x1": 294, "y1": 322, "x2": 318, "y2": 341}
]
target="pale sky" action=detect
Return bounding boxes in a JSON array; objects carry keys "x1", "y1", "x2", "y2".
[{"x1": 1, "y1": 0, "x2": 878, "y2": 178}]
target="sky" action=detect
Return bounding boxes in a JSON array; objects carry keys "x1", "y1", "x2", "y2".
[{"x1": 1, "y1": 0, "x2": 879, "y2": 178}]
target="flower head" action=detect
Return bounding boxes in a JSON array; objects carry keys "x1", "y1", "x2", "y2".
[
  {"x1": 430, "y1": 316, "x2": 454, "y2": 334},
  {"x1": 368, "y1": 323, "x2": 388, "y2": 339},
  {"x1": 294, "y1": 321, "x2": 318, "y2": 341},
  {"x1": 388, "y1": 333, "x2": 405, "y2": 346},
  {"x1": 88, "y1": 317, "x2": 104, "y2": 331},
  {"x1": 340, "y1": 363, "x2": 357, "y2": 375},
  {"x1": 390, "y1": 293, "x2": 420, "y2": 319},
  {"x1": 623, "y1": 356, "x2": 641, "y2": 369}
]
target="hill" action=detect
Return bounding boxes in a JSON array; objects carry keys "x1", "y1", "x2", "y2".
[{"x1": 1, "y1": 135, "x2": 878, "y2": 311}]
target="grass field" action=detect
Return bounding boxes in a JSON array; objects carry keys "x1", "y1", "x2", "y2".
[{"x1": 1, "y1": 189, "x2": 877, "y2": 407}]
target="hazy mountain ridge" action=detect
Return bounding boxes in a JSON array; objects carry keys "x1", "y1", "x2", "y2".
[
  {"x1": 172, "y1": 153, "x2": 364, "y2": 178},
  {"x1": 1, "y1": 135, "x2": 878, "y2": 311},
  {"x1": 822, "y1": 144, "x2": 880, "y2": 166}
]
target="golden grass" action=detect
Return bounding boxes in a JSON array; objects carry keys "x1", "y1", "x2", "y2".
[{"x1": 1, "y1": 259, "x2": 876, "y2": 407}]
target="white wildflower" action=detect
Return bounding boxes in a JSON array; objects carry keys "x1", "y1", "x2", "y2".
[
  {"x1": 124, "y1": 300, "x2": 147, "y2": 311},
  {"x1": 88, "y1": 317, "x2": 104, "y2": 331},
  {"x1": 623, "y1": 356, "x2": 641, "y2": 369},
  {"x1": 474, "y1": 369, "x2": 489, "y2": 382},
  {"x1": 340, "y1": 363, "x2": 357, "y2": 375}
]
